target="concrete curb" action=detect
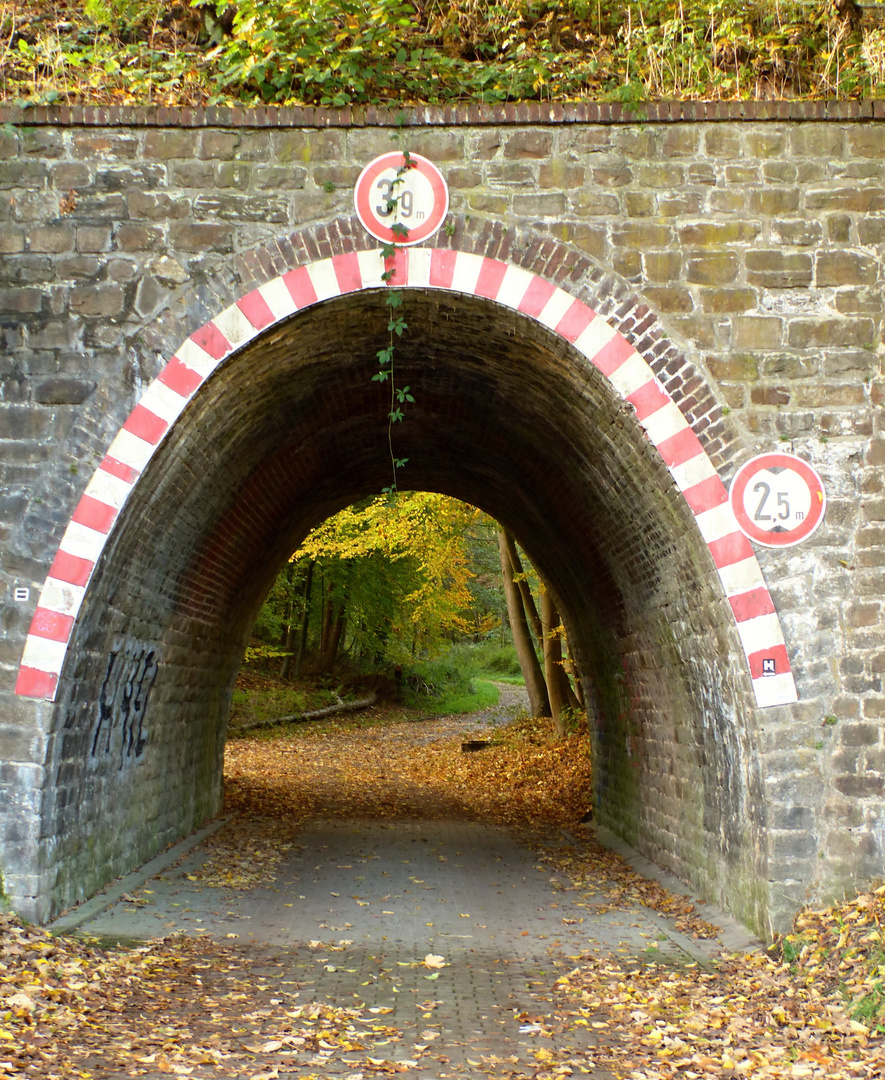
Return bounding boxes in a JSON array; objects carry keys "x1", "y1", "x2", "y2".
[
  {"x1": 589, "y1": 824, "x2": 765, "y2": 954},
  {"x1": 49, "y1": 817, "x2": 228, "y2": 934}
]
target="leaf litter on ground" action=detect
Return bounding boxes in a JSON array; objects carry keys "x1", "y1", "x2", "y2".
[{"x1": 2, "y1": 698, "x2": 884, "y2": 1078}]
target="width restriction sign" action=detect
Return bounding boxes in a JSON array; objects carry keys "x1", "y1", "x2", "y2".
[
  {"x1": 354, "y1": 152, "x2": 449, "y2": 246},
  {"x1": 729, "y1": 452, "x2": 827, "y2": 548}
]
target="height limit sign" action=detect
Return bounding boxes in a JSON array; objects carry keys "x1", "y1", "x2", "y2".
[
  {"x1": 729, "y1": 452, "x2": 827, "y2": 548},
  {"x1": 354, "y1": 152, "x2": 449, "y2": 246}
]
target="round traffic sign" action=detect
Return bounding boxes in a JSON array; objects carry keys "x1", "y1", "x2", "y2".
[
  {"x1": 729, "y1": 452, "x2": 826, "y2": 548},
  {"x1": 354, "y1": 152, "x2": 449, "y2": 246}
]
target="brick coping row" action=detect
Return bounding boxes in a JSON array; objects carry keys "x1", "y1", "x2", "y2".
[{"x1": 2, "y1": 99, "x2": 885, "y2": 129}]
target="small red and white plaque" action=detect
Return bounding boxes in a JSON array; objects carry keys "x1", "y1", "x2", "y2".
[
  {"x1": 354, "y1": 152, "x2": 449, "y2": 246},
  {"x1": 729, "y1": 452, "x2": 826, "y2": 548}
]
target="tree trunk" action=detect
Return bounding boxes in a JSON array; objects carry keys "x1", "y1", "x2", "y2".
[
  {"x1": 541, "y1": 586, "x2": 567, "y2": 735},
  {"x1": 279, "y1": 623, "x2": 296, "y2": 680},
  {"x1": 293, "y1": 560, "x2": 314, "y2": 678},
  {"x1": 540, "y1": 587, "x2": 582, "y2": 731},
  {"x1": 498, "y1": 528, "x2": 550, "y2": 718},
  {"x1": 280, "y1": 563, "x2": 297, "y2": 680},
  {"x1": 320, "y1": 607, "x2": 346, "y2": 672},
  {"x1": 501, "y1": 530, "x2": 543, "y2": 644},
  {"x1": 319, "y1": 565, "x2": 348, "y2": 673}
]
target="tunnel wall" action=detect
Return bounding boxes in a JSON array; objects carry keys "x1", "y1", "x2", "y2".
[{"x1": 0, "y1": 103, "x2": 883, "y2": 932}]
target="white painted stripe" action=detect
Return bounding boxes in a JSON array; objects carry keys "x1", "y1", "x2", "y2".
[
  {"x1": 306, "y1": 258, "x2": 341, "y2": 301},
  {"x1": 59, "y1": 520, "x2": 109, "y2": 564},
  {"x1": 356, "y1": 249, "x2": 387, "y2": 289},
  {"x1": 640, "y1": 400, "x2": 689, "y2": 446},
  {"x1": 695, "y1": 502, "x2": 742, "y2": 545},
  {"x1": 670, "y1": 451, "x2": 720, "y2": 493},
  {"x1": 405, "y1": 247, "x2": 432, "y2": 288},
  {"x1": 736, "y1": 612, "x2": 786, "y2": 655},
  {"x1": 175, "y1": 337, "x2": 221, "y2": 380},
  {"x1": 450, "y1": 252, "x2": 486, "y2": 296},
  {"x1": 536, "y1": 287, "x2": 575, "y2": 331},
  {"x1": 213, "y1": 304, "x2": 260, "y2": 349},
  {"x1": 753, "y1": 673, "x2": 799, "y2": 708},
  {"x1": 106, "y1": 429, "x2": 157, "y2": 474},
  {"x1": 138, "y1": 380, "x2": 189, "y2": 426},
  {"x1": 607, "y1": 351, "x2": 655, "y2": 398},
  {"x1": 259, "y1": 277, "x2": 299, "y2": 320},
  {"x1": 572, "y1": 316, "x2": 619, "y2": 364},
  {"x1": 717, "y1": 556, "x2": 766, "y2": 597},
  {"x1": 495, "y1": 265, "x2": 535, "y2": 310},
  {"x1": 21, "y1": 635, "x2": 68, "y2": 673},
  {"x1": 83, "y1": 469, "x2": 133, "y2": 513},
  {"x1": 38, "y1": 577, "x2": 87, "y2": 619}
]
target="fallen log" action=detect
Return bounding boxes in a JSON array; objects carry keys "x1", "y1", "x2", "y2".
[{"x1": 231, "y1": 690, "x2": 378, "y2": 733}]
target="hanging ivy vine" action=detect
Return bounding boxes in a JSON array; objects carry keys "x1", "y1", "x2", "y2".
[{"x1": 371, "y1": 146, "x2": 415, "y2": 495}]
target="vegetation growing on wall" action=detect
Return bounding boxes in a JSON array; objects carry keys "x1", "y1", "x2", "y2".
[{"x1": 4, "y1": 1, "x2": 885, "y2": 107}]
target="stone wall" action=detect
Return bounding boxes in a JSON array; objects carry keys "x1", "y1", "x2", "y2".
[{"x1": 0, "y1": 102, "x2": 882, "y2": 933}]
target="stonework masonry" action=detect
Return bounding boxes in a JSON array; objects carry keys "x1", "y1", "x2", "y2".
[{"x1": 0, "y1": 101, "x2": 883, "y2": 935}]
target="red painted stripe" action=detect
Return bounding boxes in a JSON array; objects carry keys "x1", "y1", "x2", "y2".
[
  {"x1": 627, "y1": 379, "x2": 670, "y2": 421},
  {"x1": 159, "y1": 356, "x2": 204, "y2": 398},
  {"x1": 430, "y1": 249, "x2": 457, "y2": 289},
  {"x1": 123, "y1": 403, "x2": 169, "y2": 446},
  {"x1": 283, "y1": 265, "x2": 318, "y2": 307},
  {"x1": 30, "y1": 606, "x2": 75, "y2": 643},
  {"x1": 655, "y1": 426, "x2": 703, "y2": 467},
  {"x1": 748, "y1": 644, "x2": 791, "y2": 680},
  {"x1": 474, "y1": 258, "x2": 508, "y2": 300},
  {"x1": 729, "y1": 587, "x2": 777, "y2": 623},
  {"x1": 383, "y1": 247, "x2": 408, "y2": 287},
  {"x1": 591, "y1": 334, "x2": 634, "y2": 376},
  {"x1": 236, "y1": 288, "x2": 275, "y2": 330},
  {"x1": 682, "y1": 474, "x2": 728, "y2": 515},
  {"x1": 555, "y1": 299, "x2": 596, "y2": 343},
  {"x1": 708, "y1": 530, "x2": 755, "y2": 569},
  {"x1": 332, "y1": 252, "x2": 363, "y2": 294},
  {"x1": 50, "y1": 549, "x2": 94, "y2": 587},
  {"x1": 71, "y1": 494, "x2": 117, "y2": 535},
  {"x1": 517, "y1": 276, "x2": 557, "y2": 318},
  {"x1": 15, "y1": 667, "x2": 58, "y2": 699},
  {"x1": 99, "y1": 455, "x2": 139, "y2": 485},
  {"x1": 190, "y1": 321, "x2": 231, "y2": 361}
]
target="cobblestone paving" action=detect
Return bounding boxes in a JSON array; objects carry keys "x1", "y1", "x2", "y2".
[{"x1": 60, "y1": 691, "x2": 729, "y2": 1078}]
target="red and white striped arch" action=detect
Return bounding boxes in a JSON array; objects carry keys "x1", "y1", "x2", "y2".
[{"x1": 15, "y1": 247, "x2": 798, "y2": 709}]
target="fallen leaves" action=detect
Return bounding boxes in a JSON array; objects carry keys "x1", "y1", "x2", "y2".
[
  {"x1": 2, "y1": 703, "x2": 885, "y2": 1079},
  {"x1": 551, "y1": 940, "x2": 885, "y2": 1078}
]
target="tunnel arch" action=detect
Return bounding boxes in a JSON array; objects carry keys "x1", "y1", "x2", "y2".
[{"x1": 16, "y1": 243, "x2": 796, "y2": 925}]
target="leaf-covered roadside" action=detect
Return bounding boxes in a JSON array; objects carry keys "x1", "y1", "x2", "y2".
[
  {"x1": 0, "y1": 918, "x2": 405, "y2": 1079},
  {"x1": 1, "y1": 704, "x2": 884, "y2": 1078},
  {"x1": 5, "y1": 1, "x2": 885, "y2": 109}
]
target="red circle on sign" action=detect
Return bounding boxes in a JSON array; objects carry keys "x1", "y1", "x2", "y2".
[
  {"x1": 354, "y1": 152, "x2": 449, "y2": 246},
  {"x1": 729, "y1": 452, "x2": 826, "y2": 547}
]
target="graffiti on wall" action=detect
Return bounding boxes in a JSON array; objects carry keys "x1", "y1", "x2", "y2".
[{"x1": 91, "y1": 642, "x2": 158, "y2": 768}]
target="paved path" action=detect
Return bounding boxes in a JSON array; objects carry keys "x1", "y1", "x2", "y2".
[{"x1": 53, "y1": 689, "x2": 755, "y2": 1078}]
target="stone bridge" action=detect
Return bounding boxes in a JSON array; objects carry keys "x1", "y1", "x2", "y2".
[{"x1": 0, "y1": 101, "x2": 883, "y2": 935}]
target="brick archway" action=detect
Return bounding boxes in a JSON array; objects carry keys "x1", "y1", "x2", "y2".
[
  {"x1": 16, "y1": 244, "x2": 796, "y2": 710},
  {"x1": 10, "y1": 234, "x2": 802, "y2": 931}
]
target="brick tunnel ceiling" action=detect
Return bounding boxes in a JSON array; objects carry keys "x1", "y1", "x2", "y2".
[{"x1": 92, "y1": 289, "x2": 715, "y2": 655}]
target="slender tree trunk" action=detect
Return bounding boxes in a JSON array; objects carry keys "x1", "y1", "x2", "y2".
[
  {"x1": 319, "y1": 565, "x2": 349, "y2": 673},
  {"x1": 320, "y1": 608, "x2": 346, "y2": 671},
  {"x1": 279, "y1": 623, "x2": 296, "y2": 680},
  {"x1": 501, "y1": 530, "x2": 543, "y2": 644},
  {"x1": 280, "y1": 563, "x2": 297, "y2": 680},
  {"x1": 541, "y1": 586, "x2": 567, "y2": 735},
  {"x1": 320, "y1": 582, "x2": 335, "y2": 660},
  {"x1": 498, "y1": 527, "x2": 550, "y2": 718},
  {"x1": 293, "y1": 560, "x2": 314, "y2": 678}
]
